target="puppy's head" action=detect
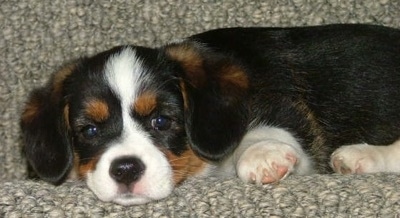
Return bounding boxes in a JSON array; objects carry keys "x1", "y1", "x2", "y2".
[{"x1": 21, "y1": 42, "x2": 248, "y2": 205}]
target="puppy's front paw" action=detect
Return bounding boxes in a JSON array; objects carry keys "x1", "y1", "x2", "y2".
[
  {"x1": 236, "y1": 141, "x2": 299, "y2": 184},
  {"x1": 330, "y1": 144, "x2": 381, "y2": 174}
]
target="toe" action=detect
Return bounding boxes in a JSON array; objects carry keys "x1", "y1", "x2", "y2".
[
  {"x1": 259, "y1": 164, "x2": 289, "y2": 184},
  {"x1": 275, "y1": 165, "x2": 289, "y2": 179},
  {"x1": 286, "y1": 153, "x2": 298, "y2": 165},
  {"x1": 332, "y1": 158, "x2": 352, "y2": 174},
  {"x1": 261, "y1": 169, "x2": 276, "y2": 183}
]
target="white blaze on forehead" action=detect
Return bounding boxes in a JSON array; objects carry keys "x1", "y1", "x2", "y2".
[
  {"x1": 105, "y1": 46, "x2": 146, "y2": 107},
  {"x1": 104, "y1": 46, "x2": 150, "y2": 134}
]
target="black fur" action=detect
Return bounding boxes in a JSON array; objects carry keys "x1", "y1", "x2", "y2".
[
  {"x1": 183, "y1": 24, "x2": 400, "y2": 171},
  {"x1": 168, "y1": 43, "x2": 250, "y2": 161},
  {"x1": 21, "y1": 77, "x2": 73, "y2": 184}
]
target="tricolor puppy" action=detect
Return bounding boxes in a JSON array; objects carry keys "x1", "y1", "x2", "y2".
[{"x1": 21, "y1": 24, "x2": 400, "y2": 205}]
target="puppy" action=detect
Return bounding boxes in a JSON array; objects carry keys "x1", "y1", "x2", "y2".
[{"x1": 21, "y1": 24, "x2": 400, "y2": 205}]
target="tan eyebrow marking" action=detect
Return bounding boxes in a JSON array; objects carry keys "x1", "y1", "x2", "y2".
[
  {"x1": 85, "y1": 99, "x2": 110, "y2": 122},
  {"x1": 133, "y1": 92, "x2": 157, "y2": 116}
]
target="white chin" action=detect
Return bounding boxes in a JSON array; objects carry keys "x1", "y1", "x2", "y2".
[{"x1": 112, "y1": 194, "x2": 153, "y2": 206}]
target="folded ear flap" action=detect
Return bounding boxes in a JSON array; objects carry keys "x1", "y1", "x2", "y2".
[
  {"x1": 20, "y1": 64, "x2": 75, "y2": 185},
  {"x1": 166, "y1": 42, "x2": 249, "y2": 161}
]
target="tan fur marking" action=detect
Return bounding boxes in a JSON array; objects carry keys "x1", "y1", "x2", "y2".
[
  {"x1": 219, "y1": 64, "x2": 249, "y2": 90},
  {"x1": 22, "y1": 64, "x2": 76, "y2": 124},
  {"x1": 163, "y1": 148, "x2": 207, "y2": 184},
  {"x1": 293, "y1": 100, "x2": 328, "y2": 172},
  {"x1": 179, "y1": 79, "x2": 189, "y2": 110},
  {"x1": 63, "y1": 104, "x2": 70, "y2": 129},
  {"x1": 290, "y1": 70, "x2": 329, "y2": 172},
  {"x1": 21, "y1": 96, "x2": 42, "y2": 123},
  {"x1": 52, "y1": 63, "x2": 76, "y2": 98},
  {"x1": 78, "y1": 157, "x2": 100, "y2": 178},
  {"x1": 134, "y1": 92, "x2": 157, "y2": 116},
  {"x1": 166, "y1": 44, "x2": 206, "y2": 88},
  {"x1": 68, "y1": 152, "x2": 80, "y2": 180},
  {"x1": 85, "y1": 99, "x2": 110, "y2": 122}
]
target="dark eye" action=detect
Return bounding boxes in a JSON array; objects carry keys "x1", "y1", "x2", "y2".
[
  {"x1": 81, "y1": 125, "x2": 99, "y2": 139},
  {"x1": 151, "y1": 116, "x2": 172, "y2": 131}
]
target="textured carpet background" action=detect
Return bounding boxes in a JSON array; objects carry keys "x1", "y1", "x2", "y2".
[{"x1": 1, "y1": 0, "x2": 400, "y2": 217}]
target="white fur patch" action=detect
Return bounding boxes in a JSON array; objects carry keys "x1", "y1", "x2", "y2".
[
  {"x1": 331, "y1": 140, "x2": 400, "y2": 174},
  {"x1": 215, "y1": 126, "x2": 313, "y2": 183},
  {"x1": 104, "y1": 47, "x2": 149, "y2": 105}
]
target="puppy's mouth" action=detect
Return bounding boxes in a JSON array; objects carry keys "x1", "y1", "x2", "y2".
[
  {"x1": 104, "y1": 180, "x2": 172, "y2": 205},
  {"x1": 113, "y1": 192, "x2": 153, "y2": 206}
]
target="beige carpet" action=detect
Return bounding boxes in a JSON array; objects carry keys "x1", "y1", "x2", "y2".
[{"x1": 1, "y1": 0, "x2": 400, "y2": 216}]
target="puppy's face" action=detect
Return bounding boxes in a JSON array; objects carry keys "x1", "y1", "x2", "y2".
[
  {"x1": 69, "y1": 46, "x2": 206, "y2": 205},
  {"x1": 21, "y1": 43, "x2": 248, "y2": 205}
]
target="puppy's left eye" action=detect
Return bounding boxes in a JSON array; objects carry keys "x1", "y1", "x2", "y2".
[
  {"x1": 151, "y1": 116, "x2": 172, "y2": 131},
  {"x1": 81, "y1": 125, "x2": 99, "y2": 139}
]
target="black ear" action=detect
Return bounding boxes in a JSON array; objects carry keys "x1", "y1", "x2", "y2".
[
  {"x1": 166, "y1": 42, "x2": 249, "y2": 161},
  {"x1": 20, "y1": 64, "x2": 75, "y2": 185}
]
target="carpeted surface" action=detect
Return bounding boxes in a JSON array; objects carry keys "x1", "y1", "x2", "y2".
[
  {"x1": 1, "y1": 0, "x2": 400, "y2": 217},
  {"x1": 2, "y1": 174, "x2": 400, "y2": 217}
]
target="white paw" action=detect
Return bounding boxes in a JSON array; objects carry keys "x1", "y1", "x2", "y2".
[
  {"x1": 236, "y1": 140, "x2": 299, "y2": 184},
  {"x1": 330, "y1": 144, "x2": 383, "y2": 174}
]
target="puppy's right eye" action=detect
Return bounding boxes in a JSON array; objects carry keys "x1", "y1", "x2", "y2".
[
  {"x1": 81, "y1": 125, "x2": 99, "y2": 139},
  {"x1": 151, "y1": 116, "x2": 172, "y2": 131}
]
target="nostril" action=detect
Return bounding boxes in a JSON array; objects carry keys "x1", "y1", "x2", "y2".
[{"x1": 109, "y1": 156, "x2": 145, "y2": 185}]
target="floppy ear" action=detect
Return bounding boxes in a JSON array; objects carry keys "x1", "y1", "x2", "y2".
[
  {"x1": 20, "y1": 64, "x2": 75, "y2": 185},
  {"x1": 166, "y1": 42, "x2": 249, "y2": 161}
]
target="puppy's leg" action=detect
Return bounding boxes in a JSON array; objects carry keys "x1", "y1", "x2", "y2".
[
  {"x1": 331, "y1": 140, "x2": 400, "y2": 174},
  {"x1": 233, "y1": 126, "x2": 313, "y2": 184}
]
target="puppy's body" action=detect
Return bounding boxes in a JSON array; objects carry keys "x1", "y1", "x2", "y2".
[
  {"x1": 194, "y1": 25, "x2": 400, "y2": 172},
  {"x1": 21, "y1": 24, "x2": 400, "y2": 205}
]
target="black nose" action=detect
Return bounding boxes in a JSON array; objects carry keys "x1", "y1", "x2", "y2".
[{"x1": 109, "y1": 156, "x2": 145, "y2": 185}]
